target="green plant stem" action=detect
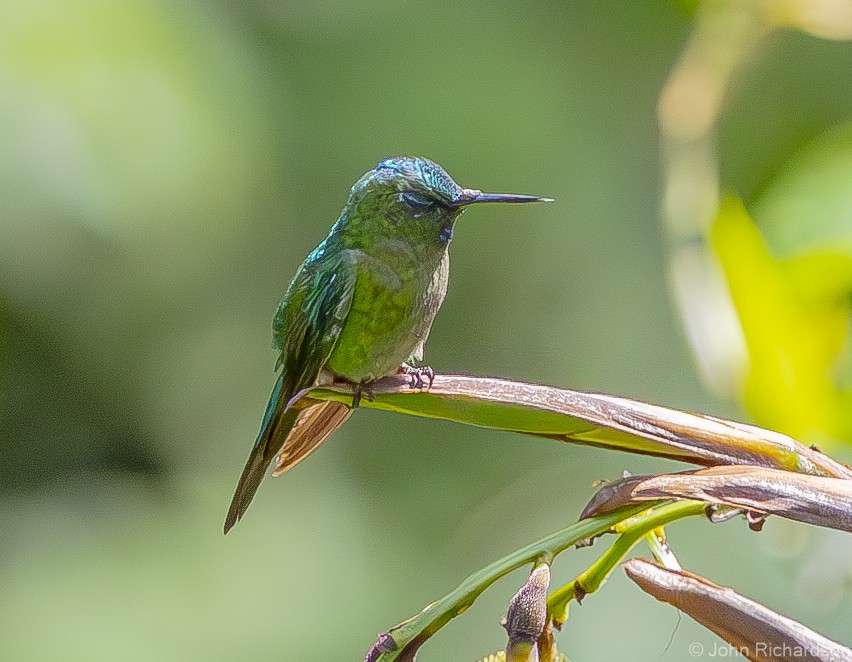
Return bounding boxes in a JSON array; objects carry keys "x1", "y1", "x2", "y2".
[
  {"x1": 370, "y1": 504, "x2": 650, "y2": 662},
  {"x1": 547, "y1": 501, "x2": 707, "y2": 625},
  {"x1": 644, "y1": 526, "x2": 682, "y2": 570}
]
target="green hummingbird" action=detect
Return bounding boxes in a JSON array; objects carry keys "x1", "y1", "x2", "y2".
[{"x1": 224, "y1": 157, "x2": 552, "y2": 533}]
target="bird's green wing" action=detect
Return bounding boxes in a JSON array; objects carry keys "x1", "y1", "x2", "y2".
[
  {"x1": 224, "y1": 249, "x2": 355, "y2": 533},
  {"x1": 274, "y1": 250, "x2": 356, "y2": 395}
]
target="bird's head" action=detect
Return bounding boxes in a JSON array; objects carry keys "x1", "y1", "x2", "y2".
[{"x1": 344, "y1": 156, "x2": 552, "y2": 244}]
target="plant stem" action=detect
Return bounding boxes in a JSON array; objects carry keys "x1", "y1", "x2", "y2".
[{"x1": 547, "y1": 501, "x2": 707, "y2": 625}]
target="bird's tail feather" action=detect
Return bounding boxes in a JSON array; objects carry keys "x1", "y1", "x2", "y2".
[
  {"x1": 224, "y1": 379, "x2": 354, "y2": 534},
  {"x1": 224, "y1": 375, "x2": 299, "y2": 534},
  {"x1": 272, "y1": 400, "x2": 352, "y2": 475}
]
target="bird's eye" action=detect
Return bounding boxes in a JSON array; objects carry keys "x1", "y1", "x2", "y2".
[{"x1": 400, "y1": 192, "x2": 435, "y2": 209}]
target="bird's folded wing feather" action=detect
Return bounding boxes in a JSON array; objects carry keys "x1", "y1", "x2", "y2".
[{"x1": 270, "y1": 248, "x2": 357, "y2": 462}]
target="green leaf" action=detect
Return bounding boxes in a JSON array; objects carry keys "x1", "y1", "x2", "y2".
[
  {"x1": 305, "y1": 374, "x2": 852, "y2": 478},
  {"x1": 711, "y1": 197, "x2": 852, "y2": 443}
]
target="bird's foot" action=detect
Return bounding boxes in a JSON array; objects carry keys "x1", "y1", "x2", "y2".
[
  {"x1": 350, "y1": 383, "x2": 375, "y2": 409},
  {"x1": 400, "y1": 363, "x2": 435, "y2": 390}
]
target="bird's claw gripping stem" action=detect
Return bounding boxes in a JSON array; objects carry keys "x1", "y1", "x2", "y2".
[
  {"x1": 400, "y1": 363, "x2": 435, "y2": 390},
  {"x1": 351, "y1": 383, "x2": 376, "y2": 409}
]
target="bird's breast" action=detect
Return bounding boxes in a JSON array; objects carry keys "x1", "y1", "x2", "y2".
[{"x1": 325, "y1": 248, "x2": 448, "y2": 383}]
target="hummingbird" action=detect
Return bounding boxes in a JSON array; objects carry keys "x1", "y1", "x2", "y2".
[{"x1": 224, "y1": 156, "x2": 552, "y2": 533}]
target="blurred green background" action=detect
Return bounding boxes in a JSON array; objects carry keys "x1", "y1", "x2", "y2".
[{"x1": 2, "y1": 1, "x2": 851, "y2": 660}]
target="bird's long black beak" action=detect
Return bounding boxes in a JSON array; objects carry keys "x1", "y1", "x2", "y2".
[{"x1": 454, "y1": 189, "x2": 554, "y2": 206}]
